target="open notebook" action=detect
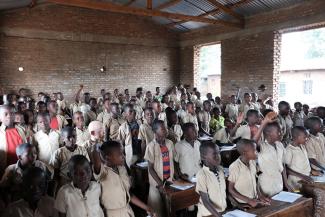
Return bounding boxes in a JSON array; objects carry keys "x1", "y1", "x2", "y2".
[
  {"x1": 271, "y1": 191, "x2": 302, "y2": 203},
  {"x1": 223, "y1": 209, "x2": 256, "y2": 217}
]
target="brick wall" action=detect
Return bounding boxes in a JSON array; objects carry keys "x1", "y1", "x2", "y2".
[{"x1": 0, "y1": 4, "x2": 180, "y2": 102}]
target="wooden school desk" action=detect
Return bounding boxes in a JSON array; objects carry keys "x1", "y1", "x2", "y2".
[{"x1": 301, "y1": 181, "x2": 325, "y2": 217}]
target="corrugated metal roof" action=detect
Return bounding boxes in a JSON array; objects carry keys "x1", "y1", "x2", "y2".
[{"x1": 0, "y1": 0, "x2": 309, "y2": 32}]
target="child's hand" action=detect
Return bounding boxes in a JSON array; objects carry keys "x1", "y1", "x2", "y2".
[
  {"x1": 179, "y1": 173, "x2": 189, "y2": 181},
  {"x1": 303, "y1": 175, "x2": 314, "y2": 184},
  {"x1": 263, "y1": 111, "x2": 277, "y2": 124},
  {"x1": 146, "y1": 207, "x2": 157, "y2": 217},
  {"x1": 236, "y1": 112, "x2": 244, "y2": 125},
  {"x1": 248, "y1": 199, "x2": 259, "y2": 208},
  {"x1": 157, "y1": 184, "x2": 165, "y2": 194},
  {"x1": 259, "y1": 196, "x2": 271, "y2": 205},
  {"x1": 311, "y1": 169, "x2": 322, "y2": 176}
]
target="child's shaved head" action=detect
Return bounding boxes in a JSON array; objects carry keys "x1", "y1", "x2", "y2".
[
  {"x1": 305, "y1": 116, "x2": 322, "y2": 130},
  {"x1": 237, "y1": 139, "x2": 256, "y2": 154},
  {"x1": 263, "y1": 122, "x2": 281, "y2": 135},
  {"x1": 292, "y1": 126, "x2": 308, "y2": 139},
  {"x1": 100, "y1": 140, "x2": 122, "y2": 156}
]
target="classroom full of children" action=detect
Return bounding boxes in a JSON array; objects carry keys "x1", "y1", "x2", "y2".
[{"x1": 0, "y1": 84, "x2": 324, "y2": 217}]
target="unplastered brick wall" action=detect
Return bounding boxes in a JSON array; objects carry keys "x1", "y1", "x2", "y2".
[
  {"x1": 221, "y1": 31, "x2": 276, "y2": 99},
  {"x1": 0, "y1": 4, "x2": 180, "y2": 102}
]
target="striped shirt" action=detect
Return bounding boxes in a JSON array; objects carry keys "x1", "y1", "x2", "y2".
[{"x1": 160, "y1": 145, "x2": 170, "y2": 179}]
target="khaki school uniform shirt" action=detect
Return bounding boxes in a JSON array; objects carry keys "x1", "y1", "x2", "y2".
[
  {"x1": 234, "y1": 125, "x2": 251, "y2": 140},
  {"x1": 70, "y1": 102, "x2": 82, "y2": 114},
  {"x1": 105, "y1": 116, "x2": 125, "y2": 141},
  {"x1": 198, "y1": 111, "x2": 211, "y2": 133},
  {"x1": 174, "y1": 140, "x2": 201, "y2": 178},
  {"x1": 305, "y1": 133, "x2": 325, "y2": 171},
  {"x1": 97, "y1": 110, "x2": 112, "y2": 127},
  {"x1": 50, "y1": 146, "x2": 89, "y2": 181},
  {"x1": 213, "y1": 128, "x2": 231, "y2": 144},
  {"x1": 0, "y1": 124, "x2": 26, "y2": 174},
  {"x1": 3, "y1": 196, "x2": 58, "y2": 217},
  {"x1": 94, "y1": 165, "x2": 132, "y2": 212},
  {"x1": 55, "y1": 182, "x2": 104, "y2": 217},
  {"x1": 85, "y1": 110, "x2": 97, "y2": 126},
  {"x1": 33, "y1": 130, "x2": 60, "y2": 166},
  {"x1": 138, "y1": 123, "x2": 154, "y2": 146},
  {"x1": 196, "y1": 166, "x2": 227, "y2": 216},
  {"x1": 167, "y1": 124, "x2": 183, "y2": 144},
  {"x1": 258, "y1": 141, "x2": 285, "y2": 196},
  {"x1": 239, "y1": 103, "x2": 258, "y2": 117},
  {"x1": 278, "y1": 115, "x2": 293, "y2": 144},
  {"x1": 285, "y1": 144, "x2": 311, "y2": 190},
  {"x1": 181, "y1": 112, "x2": 199, "y2": 132},
  {"x1": 225, "y1": 103, "x2": 239, "y2": 121},
  {"x1": 56, "y1": 115, "x2": 68, "y2": 131},
  {"x1": 228, "y1": 158, "x2": 257, "y2": 203},
  {"x1": 144, "y1": 139, "x2": 175, "y2": 186},
  {"x1": 75, "y1": 127, "x2": 91, "y2": 146}
]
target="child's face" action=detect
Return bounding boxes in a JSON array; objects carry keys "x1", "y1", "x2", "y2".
[
  {"x1": 37, "y1": 116, "x2": 50, "y2": 132},
  {"x1": 144, "y1": 110, "x2": 154, "y2": 125},
  {"x1": 73, "y1": 113, "x2": 84, "y2": 128},
  {"x1": 296, "y1": 131, "x2": 308, "y2": 145},
  {"x1": 125, "y1": 109, "x2": 136, "y2": 122},
  {"x1": 25, "y1": 111, "x2": 34, "y2": 125},
  {"x1": 295, "y1": 103, "x2": 302, "y2": 112},
  {"x1": 267, "y1": 127, "x2": 282, "y2": 142},
  {"x1": 303, "y1": 105, "x2": 309, "y2": 113},
  {"x1": 243, "y1": 144, "x2": 257, "y2": 160},
  {"x1": 111, "y1": 105, "x2": 120, "y2": 118},
  {"x1": 48, "y1": 102, "x2": 58, "y2": 114},
  {"x1": 168, "y1": 101, "x2": 175, "y2": 109},
  {"x1": 37, "y1": 103, "x2": 47, "y2": 113},
  {"x1": 184, "y1": 127, "x2": 197, "y2": 143},
  {"x1": 155, "y1": 124, "x2": 167, "y2": 139},
  {"x1": 163, "y1": 95, "x2": 170, "y2": 103},
  {"x1": 169, "y1": 113, "x2": 178, "y2": 125},
  {"x1": 280, "y1": 105, "x2": 290, "y2": 116},
  {"x1": 20, "y1": 147, "x2": 37, "y2": 166},
  {"x1": 153, "y1": 103, "x2": 162, "y2": 113},
  {"x1": 244, "y1": 94, "x2": 251, "y2": 103},
  {"x1": 25, "y1": 175, "x2": 46, "y2": 203},
  {"x1": 230, "y1": 96, "x2": 236, "y2": 104},
  {"x1": 104, "y1": 101, "x2": 111, "y2": 111},
  {"x1": 15, "y1": 114, "x2": 24, "y2": 124},
  {"x1": 89, "y1": 99, "x2": 97, "y2": 109},
  {"x1": 107, "y1": 147, "x2": 125, "y2": 166},
  {"x1": 91, "y1": 128, "x2": 104, "y2": 140},
  {"x1": 187, "y1": 104, "x2": 195, "y2": 114},
  {"x1": 203, "y1": 102, "x2": 211, "y2": 112},
  {"x1": 225, "y1": 120, "x2": 234, "y2": 129},
  {"x1": 205, "y1": 146, "x2": 221, "y2": 167},
  {"x1": 212, "y1": 110, "x2": 221, "y2": 117},
  {"x1": 62, "y1": 131, "x2": 77, "y2": 149},
  {"x1": 247, "y1": 114, "x2": 258, "y2": 124},
  {"x1": 313, "y1": 122, "x2": 323, "y2": 133},
  {"x1": 0, "y1": 108, "x2": 14, "y2": 127},
  {"x1": 71, "y1": 164, "x2": 92, "y2": 192}
]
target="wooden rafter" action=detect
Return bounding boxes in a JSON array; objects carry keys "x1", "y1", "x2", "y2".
[
  {"x1": 49, "y1": 0, "x2": 243, "y2": 28},
  {"x1": 155, "y1": 0, "x2": 182, "y2": 10},
  {"x1": 147, "y1": 0, "x2": 152, "y2": 10},
  {"x1": 167, "y1": 0, "x2": 253, "y2": 27},
  {"x1": 124, "y1": 0, "x2": 136, "y2": 6},
  {"x1": 206, "y1": 0, "x2": 244, "y2": 22}
]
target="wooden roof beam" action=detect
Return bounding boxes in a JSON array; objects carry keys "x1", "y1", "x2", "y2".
[
  {"x1": 206, "y1": 0, "x2": 244, "y2": 22},
  {"x1": 49, "y1": 0, "x2": 243, "y2": 28},
  {"x1": 124, "y1": 0, "x2": 136, "y2": 7},
  {"x1": 147, "y1": 0, "x2": 152, "y2": 10},
  {"x1": 155, "y1": 0, "x2": 182, "y2": 10}
]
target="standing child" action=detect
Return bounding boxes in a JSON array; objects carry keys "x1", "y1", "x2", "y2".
[
  {"x1": 196, "y1": 142, "x2": 227, "y2": 217},
  {"x1": 181, "y1": 102, "x2": 199, "y2": 132},
  {"x1": 47, "y1": 100, "x2": 68, "y2": 131},
  {"x1": 228, "y1": 139, "x2": 270, "y2": 207},
  {"x1": 50, "y1": 127, "x2": 89, "y2": 190},
  {"x1": 225, "y1": 95, "x2": 239, "y2": 121},
  {"x1": 92, "y1": 141, "x2": 155, "y2": 217},
  {"x1": 198, "y1": 100, "x2": 212, "y2": 134},
  {"x1": 73, "y1": 111, "x2": 90, "y2": 146},
  {"x1": 152, "y1": 101, "x2": 167, "y2": 126},
  {"x1": 277, "y1": 101, "x2": 293, "y2": 145},
  {"x1": 82, "y1": 121, "x2": 104, "y2": 153},
  {"x1": 84, "y1": 98, "x2": 98, "y2": 126},
  {"x1": 165, "y1": 108, "x2": 183, "y2": 144},
  {"x1": 55, "y1": 155, "x2": 104, "y2": 217},
  {"x1": 97, "y1": 99, "x2": 112, "y2": 128},
  {"x1": 293, "y1": 102, "x2": 305, "y2": 127},
  {"x1": 231, "y1": 110, "x2": 259, "y2": 141},
  {"x1": 238, "y1": 93, "x2": 259, "y2": 118},
  {"x1": 105, "y1": 103, "x2": 125, "y2": 141},
  {"x1": 209, "y1": 107, "x2": 225, "y2": 134},
  {"x1": 144, "y1": 120, "x2": 175, "y2": 217},
  {"x1": 138, "y1": 108, "x2": 155, "y2": 159},
  {"x1": 285, "y1": 126, "x2": 313, "y2": 191}
]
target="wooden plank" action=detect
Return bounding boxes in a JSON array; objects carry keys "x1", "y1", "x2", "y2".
[
  {"x1": 124, "y1": 0, "x2": 136, "y2": 6},
  {"x1": 49, "y1": 0, "x2": 243, "y2": 28},
  {"x1": 166, "y1": 0, "x2": 253, "y2": 27},
  {"x1": 155, "y1": 0, "x2": 182, "y2": 10},
  {"x1": 206, "y1": 0, "x2": 244, "y2": 22},
  {"x1": 147, "y1": 0, "x2": 152, "y2": 10}
]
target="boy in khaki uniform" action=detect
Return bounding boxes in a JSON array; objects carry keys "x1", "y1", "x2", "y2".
[
  {"x1": 181, "y1": 102, "x2": 199, "y2": 132},
  {"x1": 138, "y1": 108, "x2": 155, "y2": 158},
  {"x1": 152, "y1": 101, "x2": 167, "y2": 126},
  {"x1": 165, "y1": 108, "x2": 183, "y2": 144},
  {"x1": 304, "y1": 117, "x2": 325, "y2": 173},
  {"x1": 228, "y1": 139, "x2": 270, "y2": 208},
  {"x1": 231, "y1": 110, "x2": 259, "y2": 141},
  {"x1": 97, "y1": 99, "x2": 112, "y2": 127},
  {"x1": 196, "y1": 142, "x2": 227, "y2": 217},
  {"x1": 198, "y1": 101, "x2": 211, "y2": 133},
  {"x1": 144, "y1": 120, "x2": 175, "y2": 217},
  {"x1": 47, "y1": 100, "x2": 68, "y2": 131},
  {"x1": 225, "y1": 95, "x2": 239, "y2": 121},
  {"x1": 82, "y1": 121, "x2": 104, "y2": 154},
  {"x1": 105, "y1": 103, "x2": 125, "y2": 141},
  {"x1": 73, "y1": 111, "x2": 90, "y2": 146},
  {"x1": 84, "y1": 98, "x2": 98, "y2": 126},
  {"x1": 277, "y1": 101, "x2": 293, "y2": 145},
  {"x1": 285, "y1": 126, "x2": 313, "y2": 191},
  {"x1": 92, "y1": 141, "x2": 155, "y2": 217},
  {"x1": 238, "y1": 93, "x2": 259, "y2": 118}
]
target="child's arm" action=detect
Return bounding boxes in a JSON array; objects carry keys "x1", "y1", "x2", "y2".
[
  {"x1": 230, "y1": 113, "x2": 244, "y2": 137},
  {"x1": 256, "y1": 184, "x2": 271, "y2": 204},
  {"x1": 199, "y1": 191, "x2": 222, "y2": 217},
  {"x1": 74, "y1": 85, "x2": 83, "y2": 103},
  {"x1": 309, "y1": 158, "x2": 325, "y2": 171},
  {"x1": 282, "y1": 165, "x2": 294, "y2": 192},
  {"x1": 174, "y1": 161, "x2": 189, "y2": 181},
  {"x1": 228, "y1": 181, "x2": 260, "y2": 208},
  {"x1": 91, "y1": 144, "x2": 102, "y2": 175},
  {"x1": 130, "y1": 194, "x2": 156, "y2": 217},
  {"x1": 148, "y1": 162, "x2": 164, "y2": 191},
  {"x1": 253, "y1": 114, "x2": 277, "y2": 144},
  {"x1": 286, "y1": 165, "x2": 313, "y2": 183}
]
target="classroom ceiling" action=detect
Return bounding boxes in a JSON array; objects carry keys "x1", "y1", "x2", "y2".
[{"x1": 0, "y1": 0, "x2": 308, "y2": 32}]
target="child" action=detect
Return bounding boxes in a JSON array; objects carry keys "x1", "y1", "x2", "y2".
[
  {"x1": 165, "y1": 108, "x2": 183, "y2": 144},
  {"x1": 0, "y1": 143, "x2": 47, "y2": 203},
  {"x1": 82, "y1": 121, "x2": 104, "y2": 152},
  {"x1": 97, "y1": 98, "x2": 112, "y2": 127},
  {"x1": 196, "y1": 142, "x2": 227, "y2": 217},
  {"x1": 293, "y1": 102, "x2": 305, "y2": 127},
  {"x1": 176, "y1": 100, "x2": 187, "y2": 121},
  {"x1": 23, "y1": 109, "x2": 35, "y2": 143},
  {"x1": 303, "y1": 104, "x2": 312, "y2": 120},
  {"x1": 231, "y1": 110, "x2": 259, "y2": 141},
  {"x1": 198, "y1": 100, "x2": 212, "y2": 134},
  {"x1": 84, "y1": 98, "x2": 98, "y2": 126},
  {"x1": 138, "y1": 108, "x2": 155, "y2": 158},
  {"x1": 104, "y1": 103, "x2": 125, "y2": 141},
  {"x1": 238, "y1": 93, "x2": 259, "y2": 117},
  {"x1": 3, "y1": 167, "x2": 58, "y2": 217},
  {"x1": 0, "y1": 105, "x2": 27, "y2": 174},
  {"x1": 277, "y1": 101, "x2": 293, "y2": 145},
  {"x1": 144, "y1": 120, "x2": 174, "y2": 217},
  {"x1": 73, "y1": 111, "x2": 90, "y2": 146},
  {"x1": 304, "y1": 117, "x2": 325, "y2": 173},
  {"x1": 174, "y1": 123, "x2": 201, "y2": 181},
  {"x1": 118, "y1": 104, "x2": 141, "y2": 167},
  {"x1": 253, "y1": 117, "x2": 291, "y2": 196},
  {"x1": 212, "y1": 118, "x2": 234, "y2": 145},
  {"x1": 55, "y1": 155, "x2": 104, "y2": 217},
  {"x1": 225, "y1": 95, "x2": 239, "y2": 121},
  {"x1": 50, "y1": 127, "x2": 89, "y2": 189},
  {"x1": 285, "y1": 126, "x2": 313, "y2": 191},
  {"x1": 56, "y1": 92, "x2": 67, "y2": 115},
  {"x1": 181, "y1": 102, "x2": 199, "y2": 132},
  {"x1": 228, "y1": 139, "x2": 270, "y2": 207},
  {"x1": 152, "y1": 100, "x2": 167, "y2": 126},
  {"x1": 33, "y1": 113, "x2": 60, "y2": 166},
  {"x1": 209, "y1": 107, "x2": 225, "y2": 134},
  {"x1": 47, "y1": 100, "x2": 68, "y2": 131},
  {"x1": 92, "y1": 141, "x2": 155, "y2": 217}
]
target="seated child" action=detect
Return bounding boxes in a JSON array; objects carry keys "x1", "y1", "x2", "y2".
[
  {"x1": 47, "y1": 100, "x2": 68, "y2": 131},
  {"x1": 228, "y1": 139, "x2": 270, "y2": 207},
  {"x1": 285, "y1": 126, "x2": 313, "y2": 191},
  {"x1": 196, "y1": 141, "x2": 227, "y2": 217},
  {"x1": 209, "y1": 107, "x2": 225, "y2": 134},
  {"x1": 92, "y1": 141, "x2": 155, "y2": 217},
  {"x1": 165, "y1": 108, "x2": 183, "y2": 144},
  {"x1": 0, "y1": 143, "x2": 47, "y2": 203},
  {"x1": 138, "y1": 108, "x2": 155, "y2": 158},
  {"x1": 50, "y1": 127, "x2": 89, "y2": 190},
  {"x1": 55, "y1": 155, "x2": 104, "y2": 217},
  {"x1": 212, "y1": 118, "x2": 234, "y2": 145},
  {"x1": 33, "y1": 113, "x2": 60, "y2": 166},
  {"x1": 3, "y1": 167, "x2": 58, "y2": 217},
  {"x1": 145, "y1": 120, "x2": 174, "y2": 217},
  {"x1": 174, "y1": 123, "x2": 201, "y2": 181},
  {"x1": 231, "y1": 110, "x2": 259, "y2": 141},
  {"x1": 304, "y1": 117, "x2": 325, "y2": 173},
  {"x1": 105, "y1": 103, "x2": 125, "y2": 141},
  {"x1": 73, "y1": 111, "x2": 90, "y2": 146}
]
